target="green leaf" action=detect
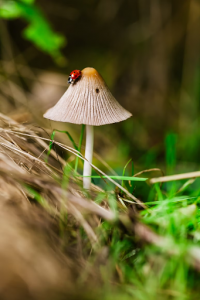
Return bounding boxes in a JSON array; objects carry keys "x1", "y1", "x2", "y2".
[
  {"x1": 0, "y1": 2, "x2": 21, "y2": 18},
  {"x1": 0, "y1": 1, "x2": 66, "y2": 62},
  {"x1": 20, "y1": 0, "x2": 35, "y2": 3},
  {"x1": 18, "y1": 3, "x2": 66, "y2": 55}
]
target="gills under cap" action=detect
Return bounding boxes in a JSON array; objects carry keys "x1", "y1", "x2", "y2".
[{"x1": 44, "y1": 67, "x2": 132, "y2": 126}]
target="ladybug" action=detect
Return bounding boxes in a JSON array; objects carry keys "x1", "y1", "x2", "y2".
[{"x1": 68, "y1": 69, "x2": 81, "y2": 84}]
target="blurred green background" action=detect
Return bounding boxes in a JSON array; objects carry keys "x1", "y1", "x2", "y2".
[{"x1": 1, "y1": 0, "x2": 200, "y2": 176}]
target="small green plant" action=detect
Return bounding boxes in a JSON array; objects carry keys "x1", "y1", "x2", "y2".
[{"x1": 0, "y1": 0, "x2": 66, "y2": 64}]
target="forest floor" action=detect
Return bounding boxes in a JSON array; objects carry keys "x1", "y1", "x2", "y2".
[{"x1": 0, "y1": 112, "x2": 200, "y2": 300}]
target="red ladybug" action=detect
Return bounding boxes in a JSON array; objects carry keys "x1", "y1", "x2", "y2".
[{"x1": 68, "y1": 70, "x2": 81, "y2": 84}]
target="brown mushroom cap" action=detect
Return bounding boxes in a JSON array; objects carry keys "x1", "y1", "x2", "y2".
[{"x1": 44, "y1": 67, "x2": 132, "y2": 126}]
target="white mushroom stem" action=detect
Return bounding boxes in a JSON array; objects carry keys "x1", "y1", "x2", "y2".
[{"x1": 83, "y1": 125, "x2": 94, "y2": 189}]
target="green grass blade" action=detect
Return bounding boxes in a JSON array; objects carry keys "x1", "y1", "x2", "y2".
[
  {"x1": 45, "y1": 130, "x2": 56, "y2": 162},
  {"x1": 145, "y1": 196, "x2": 196, "y2": 205},
  {"x1": 155, "y1": 183, "x2": 164, "y2": 201},
  {"x1": 78, "y1": 175, "x2": 147, "y2": 181},
  {"x1": 64, "y1": 131, "x2": 78, "y2": 151},
  {"x1": 46, "y1": 129, "x2": 78, "y2": 164},
  {"x1": 165, "y1": 133, "x2": 177, "y2": 175},
  {"x1": 131, "y1": 161, "x2": 134, "y2": 176},
  {"x1": 75, "y1": 124, "x2": 85, "y2": 173},
  {"x1": 122, "y1": 158, "x2": 132, "y2": 188}
]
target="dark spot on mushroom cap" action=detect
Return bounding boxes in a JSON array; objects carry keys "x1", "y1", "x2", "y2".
[{"x1": 96, "y1": 88, "x2": 99, "y2": 93}]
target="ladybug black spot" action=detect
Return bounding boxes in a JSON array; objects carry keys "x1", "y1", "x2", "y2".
[{"x1": 96, "y1": 88, "x2": 99, "y2": 93}]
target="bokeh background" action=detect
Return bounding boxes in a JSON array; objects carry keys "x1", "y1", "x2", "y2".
[{"x1": 1, "y1": 0, "x2": 200, "y2": 175}]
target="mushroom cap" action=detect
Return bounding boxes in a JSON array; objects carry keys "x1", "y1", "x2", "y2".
[{"x1": 43, "y1": 67, "x2": 132, "y2": 126}]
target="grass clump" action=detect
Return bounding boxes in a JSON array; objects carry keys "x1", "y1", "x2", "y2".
[{"x1": 0, "y1": 113, "x2": 200, "y2": 300}]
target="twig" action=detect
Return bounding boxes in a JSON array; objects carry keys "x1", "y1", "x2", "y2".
[{"x1": 150, "y1": 171, "x2": 200, "y2": 184}]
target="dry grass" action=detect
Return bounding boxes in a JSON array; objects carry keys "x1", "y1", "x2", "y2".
[
  {"x1": 2, "y1": 112, "x2": 200, "y2": 299},
  {"x1": 0, "y1": 112, "x2": 113, "y2": 299}
]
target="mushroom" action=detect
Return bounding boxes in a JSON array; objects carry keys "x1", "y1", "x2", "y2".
[{"x1": 44, "y1": 67, "x2": 132, "y2": 189}]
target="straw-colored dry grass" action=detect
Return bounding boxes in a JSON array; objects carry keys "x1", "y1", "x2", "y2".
[
  {"x1": 0, "y1": 112, "x2": 112, "y2": 299},
  {"x1": 2, "y1": 112, "x2": 200, "y2": 300}
]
